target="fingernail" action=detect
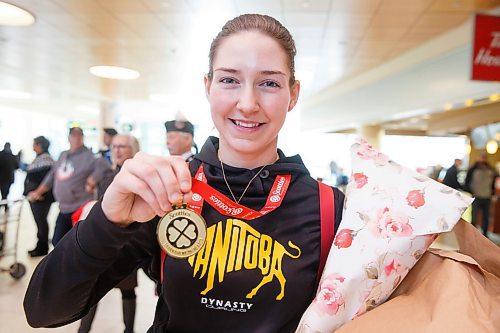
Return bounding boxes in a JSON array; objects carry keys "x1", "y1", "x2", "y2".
[
  {"x1": 181, "y1": 181, "x2": 190, "y2": 189},
  {"x1": 171, "y1": 192, "x2": 181, "y2": 203}
]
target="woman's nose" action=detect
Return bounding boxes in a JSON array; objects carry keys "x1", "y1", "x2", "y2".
[{"x1": 236, "y1": 86, "x2": 259, "y2": 114}]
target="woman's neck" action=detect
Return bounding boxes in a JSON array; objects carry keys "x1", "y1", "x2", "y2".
[{"x1": 218, "y1": 140, "x2": 278, "y2": 169}]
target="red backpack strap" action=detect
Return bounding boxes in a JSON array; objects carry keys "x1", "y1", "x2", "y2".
[
  {"x1": 160, "y1": 250, "x2": 166, "y2": 283},
  {"x1": 318, "y1": 181, "x2": 335, "y2": 281}
]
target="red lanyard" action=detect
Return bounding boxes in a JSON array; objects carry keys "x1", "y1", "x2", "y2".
[{"x1": 187, "y1": 164, "x2": 291, "y2": 220}]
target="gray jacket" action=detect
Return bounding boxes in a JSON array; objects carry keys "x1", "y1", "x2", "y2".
[{"x1": 42, "y1": 146, "x2": 108, "y2": 213}]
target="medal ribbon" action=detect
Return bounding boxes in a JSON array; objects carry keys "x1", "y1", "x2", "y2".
[{"x1": 187, "y1": 164, "x2": 291, "y2": 220}]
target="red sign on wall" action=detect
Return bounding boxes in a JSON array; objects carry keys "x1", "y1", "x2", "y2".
[{"x1": 471, "y1": 14, "x2": 500, "y2": 81}]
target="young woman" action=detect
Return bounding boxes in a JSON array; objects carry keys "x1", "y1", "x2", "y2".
[{"x1": 24, "y1": 14, "x2": 344, "y2": 333}]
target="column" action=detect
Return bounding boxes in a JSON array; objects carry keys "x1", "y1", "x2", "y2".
[
  {"x1": 98, "y1": 101, "x2": 116, "y2": 150},
  {"x1": 357, "y1": 125, "x2": 384, "y2": 150}
]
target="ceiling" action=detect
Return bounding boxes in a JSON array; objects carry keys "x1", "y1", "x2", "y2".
[{"x1": 0, "y1": 0, "x2": 499, "y2": 132}]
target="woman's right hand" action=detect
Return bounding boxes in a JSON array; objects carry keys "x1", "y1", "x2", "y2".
[{"x1": 101, "y1": 153, "x2": 193, "y2": 226}]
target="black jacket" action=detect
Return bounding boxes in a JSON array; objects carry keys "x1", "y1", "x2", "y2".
[
  {"x1": 0, "y1": 149, "x2": 19, "y2": 185},
  {"x1": 442, "y1": 164, "x2": 462, "y2": 191},
  {"x1": 23, "y1": 152, "x2": 54, "y2": 202},
  {"x1": 24, "y1": 137, "x2": 344, "y2": 333}
]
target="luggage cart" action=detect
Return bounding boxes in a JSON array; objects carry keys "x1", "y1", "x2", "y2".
[{"x1": 0, "y1": 199, "x2": 26, "y2": 279}]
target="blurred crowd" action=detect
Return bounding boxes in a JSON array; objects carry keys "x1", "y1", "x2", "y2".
[{"x1": 0, "y1": 119, "x2": 195, "y2": 333}]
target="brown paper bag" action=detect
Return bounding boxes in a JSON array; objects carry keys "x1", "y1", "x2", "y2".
[{"x1": 335, "y1": 219, "x2": 500, "y2": 333}]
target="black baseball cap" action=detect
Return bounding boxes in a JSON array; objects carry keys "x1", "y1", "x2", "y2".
[
  {"x1": 104, "y1": 128, "x2": 118, "y2": 136},
  {"x1": 164, "y1": 120, "x2": 194, "y2": 136}
]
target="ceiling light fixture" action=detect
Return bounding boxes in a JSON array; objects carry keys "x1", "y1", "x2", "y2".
[
  {"x1": 89, "y1": 66, "x2": 140, "y2": 80},
  {"x1": 464, "y1": 99, "x2": 474, "y2": 107},
  {"x1": 489, "y1": 93, "x2": 499, "y2": 102},
  {"x1": 0, "y1": 2, "x2": 35, "y2": 26},
  {"x1": 486, "y1": 140, "x2": 498, "y2": 155},
  {"x1": 0, "y1": 89, "x2": 32, "y2": 99}
]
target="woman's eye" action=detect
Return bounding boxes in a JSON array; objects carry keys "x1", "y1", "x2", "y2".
[
  {"x1": 220, "y1": 77, "x2": 237, "y2": 84},
  {"x1": 261, "y1": 80, "x2": 280, "y2": 88}
]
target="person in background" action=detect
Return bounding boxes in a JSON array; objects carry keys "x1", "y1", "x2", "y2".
[
  {"x1": 443, "y1": 158, "x2": 464, "y2": 190},
  {"x1": 164, "y1": 120, "x2": 196, "y2": 162},
  {"x1": 24, "y1": 136, "x2": 55, "y2": 257},
  {"x1": 99, "y1": 128, "x2": 118, "y2": 164},
  {"x1": 78, "y1": 134, "x2": 140, "y2": 333},
  {"x1": 0, "y1": 142, "x2": 20, "y2": 209},
  {"x1": 27, "y1": 127, "x2": 101, "y2": 246},
  {"x1": 465, "y1": 154, "x2": 497, "y2": 237},
  {"x1": 24, "y1": 14, "x2": 344, "y2": 332}
]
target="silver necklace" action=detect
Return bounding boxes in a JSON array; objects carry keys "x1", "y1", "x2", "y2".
[{"x1": 220, "y1": 160, "x2": 267, "y2": 204}]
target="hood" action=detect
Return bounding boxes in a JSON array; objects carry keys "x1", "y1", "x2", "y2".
[{"x1": 191, "y1": 137, "x2": 310, "y2": 202}]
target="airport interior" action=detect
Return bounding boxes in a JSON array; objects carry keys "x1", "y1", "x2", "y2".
[{"x1": 0, "y1": 1, "x2": 499, "y2": 332}]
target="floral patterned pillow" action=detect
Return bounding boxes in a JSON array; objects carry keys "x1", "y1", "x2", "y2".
[{"x1": 296, "y1": 138, "x2": 473, "y2": 333}]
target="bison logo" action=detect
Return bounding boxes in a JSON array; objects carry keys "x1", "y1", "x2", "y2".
[{"x1": 188, "y1": 219, "x2": 301, "y2": 300}]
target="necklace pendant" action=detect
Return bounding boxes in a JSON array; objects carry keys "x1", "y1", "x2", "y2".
[{"x1": 157, "y1": 202, "x2": 207, "y2": 259}]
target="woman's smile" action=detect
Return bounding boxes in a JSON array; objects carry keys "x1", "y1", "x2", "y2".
[{"x1": 229, "y1": 118, "x2": 265, "y2": 132}]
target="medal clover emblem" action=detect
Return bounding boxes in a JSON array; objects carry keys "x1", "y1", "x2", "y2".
[{"x1": 167, "y1": 218, "x2": 197, "y2": 248}]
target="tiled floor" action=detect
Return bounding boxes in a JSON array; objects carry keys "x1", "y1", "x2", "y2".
[{"x1": 0, "y1": 181, "x2": 158, "y2": 333}]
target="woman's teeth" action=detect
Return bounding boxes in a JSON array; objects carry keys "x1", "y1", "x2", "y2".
[{"x1": 233, "y1": 120, "x2": 260, "y2": 128}]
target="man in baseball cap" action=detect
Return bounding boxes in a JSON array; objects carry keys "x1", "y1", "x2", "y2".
[{"x1": 164, "y1": 120, "x2": 196, "y2": 162}]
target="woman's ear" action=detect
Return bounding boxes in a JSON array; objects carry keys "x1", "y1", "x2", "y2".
[
  {"x1": 204, "y1": 74, "x2": 211, "y2": 99},
  {"x1": 288, "y1": 80, "x2": 300, "y2": 112}
]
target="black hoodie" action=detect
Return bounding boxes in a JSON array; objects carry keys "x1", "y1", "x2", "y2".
[{"x1": 24, "y1": 137, "x2": 344, "y2": 333}]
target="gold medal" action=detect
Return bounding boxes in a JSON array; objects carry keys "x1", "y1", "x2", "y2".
[{"x1": 156, "y1": 200, "x2": 207, "y2": 259}]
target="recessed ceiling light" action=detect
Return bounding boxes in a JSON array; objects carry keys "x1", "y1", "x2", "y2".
[
  {"x1": 464, "y1": 99, "x2": 474, "y2": 107},
  {"x1": 486, "y1": 140, "x2": 498, "y2": 155},
  {"x1": 89, "y1": 66, "x2": 140, "y2": 80},
  {"x1": 0, "y1": 2, "x2": 35, "y2": 26},
  {"x1": 0, "y1": 89, "x2": 32, "y2": 99}
]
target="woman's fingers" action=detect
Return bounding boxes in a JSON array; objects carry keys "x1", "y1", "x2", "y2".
[
  {"x1": 131, "y1": 153, "x2": 192, "y2": 206},
  {"x1": 123, "y1": 156, "x2": 171, "y2": 211},
  {"x1": 104, "y1": 153, "x2": 193, "y2": 224},
  {"x1": 171, "y1": 156, "x2": 193, "y2": 194}
]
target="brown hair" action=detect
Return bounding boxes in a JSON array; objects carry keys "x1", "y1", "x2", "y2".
[{"x1": 207, "y1": 14, "x2": 297, "y2": 86}]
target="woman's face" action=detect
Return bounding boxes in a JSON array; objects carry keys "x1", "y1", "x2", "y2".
[
  {"x1": 205, "y1": 31, "x2": 299, "y2": 159},
  {"x1": 32, "y1": 142, "x2": 42, "y2": 154},
  {"x1": 111, "y1": 136, "x2": 134, "y2": 167}
]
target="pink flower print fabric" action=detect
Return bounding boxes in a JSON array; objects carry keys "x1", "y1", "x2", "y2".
[{"x1": 296, "y1": 138, "x2": 473, "y2": 333}]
